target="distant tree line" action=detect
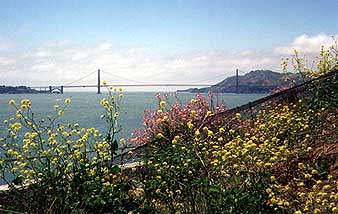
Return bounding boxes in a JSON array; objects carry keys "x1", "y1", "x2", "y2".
[{"x1": 0, "y1": 85, "x2": 39, "y2": 94}]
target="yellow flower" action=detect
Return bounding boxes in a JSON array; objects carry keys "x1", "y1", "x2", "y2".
[
  {"x1": 313, "y1": 208, "x2": 321, "y2": 214},
  {"x1": 157, "y1": 133, "x2": 164, "y2": 139},
  {"x1": 235, "y1": 113, "x2": 241, "y2": 118},
  {"x1": 8, "y1": 99, "x2": 15, "y2": 105},
  {"x1": 298, "y1": 162, "x2": 305, "y2": 169},
  {"x1": 206, "y1": 111, "x2": 212, "y2": 116},
  {"x1": 160, "y1": 101, "x2": 166, "y2": 108},
  {"x1": 119, "y1": 87, "x2": 122, "y2": 92},
  {"x1": 120, "y1": 138, "x2": 126, "y2": 145},
  {"x1": 304, "y1": 173, "x2": 312, "y2": 179},
  {"x1": 187, "y1": 121, "x2": 194, "y2": 129},
  {"x1": 65, "y1": 98, "x2": 71, "y2": 104},
  {"x1": 266, "y1": 188, "x2": 272, "y2": 194},
  {"x1": 102, "y1": 80, "x2": 107, "y2": 86},
  {"x1": 20, "y1": 99, "x2": 30, "y2": 106}
]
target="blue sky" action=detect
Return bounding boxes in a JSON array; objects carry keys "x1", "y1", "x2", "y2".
[
  {"x1": 0, "y1": 0, "x2": 337, "y2": 87},
  {"x1": 1, "y1": 0, "x2": 337, "y2": 52}
]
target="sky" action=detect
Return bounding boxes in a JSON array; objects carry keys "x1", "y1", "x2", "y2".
[{"x1": 0, "y1": 0, "x2": 337, "y2": 90}]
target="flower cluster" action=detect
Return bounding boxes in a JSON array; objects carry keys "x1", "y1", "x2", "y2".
[
  {"x1": 136, "y1": 88, "x2": 338, "y2": 212},
  {"x1": 0, "y1": 86, "x2": 143, "y2": 213}
]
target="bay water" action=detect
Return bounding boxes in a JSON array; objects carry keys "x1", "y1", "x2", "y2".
[{"x1": 0, "y1": 92, "x2": 266, "y2": 139}]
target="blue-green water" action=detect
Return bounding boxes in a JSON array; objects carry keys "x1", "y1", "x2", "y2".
[{"x1": 0, "y1": 92, "x2": 266, "y2": 139}]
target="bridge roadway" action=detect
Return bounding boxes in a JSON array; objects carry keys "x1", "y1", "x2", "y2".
[
  {"x1": 32, "y1": 83, "x2": 211, "y2": 88},
  {"x1": 30, "y1": 83, "x2": 212, "y2": 94}
]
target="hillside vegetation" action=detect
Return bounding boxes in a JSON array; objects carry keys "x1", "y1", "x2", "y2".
[{"x1": 179, "y1": 70, "x2": 301, "y2": 94}]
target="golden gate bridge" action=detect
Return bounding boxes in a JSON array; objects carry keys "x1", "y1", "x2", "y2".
[{"x1": 29, "y1": 69, "x2": 244, "y2": 94}]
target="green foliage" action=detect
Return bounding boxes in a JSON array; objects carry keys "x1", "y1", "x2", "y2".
[{"x1": 0, "y1": 88, "x2": 143, "y2": 213}]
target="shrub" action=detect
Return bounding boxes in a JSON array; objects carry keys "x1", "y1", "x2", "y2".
[{"x1": 0, "y1": 87, "x2": 144, "y2": 213}]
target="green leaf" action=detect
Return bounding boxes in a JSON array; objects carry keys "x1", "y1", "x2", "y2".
[
  {"x1": 111, "y1": 165, "x2": 121, "y2": 173},
  {"x1": 209, "y1": 186, "x2": 220, "y2": 193}
]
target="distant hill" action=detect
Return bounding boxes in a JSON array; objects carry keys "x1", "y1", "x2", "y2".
[
  {"x1": 178, "y1": 70, "x2": 301, "y2": 94},
  {"x1": 0, "y1": 86, "x2": 39, "y2": 94}
]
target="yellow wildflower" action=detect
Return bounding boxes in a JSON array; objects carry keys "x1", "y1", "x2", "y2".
[
  {"x1": 8, "y1": 99, "x2": 15, "y2": 105},
  {"x1": 65, "y1": 98, "x2": 71, "y2": 104},
  {"x1": 157, "y1": 133, "x2": 164, "y2": 139},
  {"x1": 160, "y1": 101, "x2": 166, "y2": 108}
]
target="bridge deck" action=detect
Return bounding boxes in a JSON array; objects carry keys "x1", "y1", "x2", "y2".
[{"x1": 30, "y1": 84, "x2": 211, "y2": 88}]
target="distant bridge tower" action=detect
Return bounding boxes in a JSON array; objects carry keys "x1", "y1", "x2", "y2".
[
  {"x1": 236, "y1": 69, "x2": 239, "y2": 94},
  {"x1": 97, "y1": 69, "x2": 101, "y2": 94}
]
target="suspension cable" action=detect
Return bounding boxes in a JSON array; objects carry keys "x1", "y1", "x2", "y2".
[
  {"x1": 101, "y1": 70, "x2": 147, "y2": 84},
  {"x1": 64, "y1": 70, "x2": 97, "y2": 86}
]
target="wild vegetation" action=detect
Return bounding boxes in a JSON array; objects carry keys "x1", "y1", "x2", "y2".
[{"x1": 0, "y1": 41, "x2": 337, "y2": 213}]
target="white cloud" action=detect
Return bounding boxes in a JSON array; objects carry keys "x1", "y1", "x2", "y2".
[
  {"x1": 71, "y1": 52, "x2": 88, "y2": 61},
  {"x1": 0, "y1": 56, "x2": 15, "y2": 66},
  {"x1": 274, "y1": 33, "x2": 337, "y2": 55},
  {"x1": 34, "y1": 51, "x2": 51, "y2": 57},
  {"x1": 0, "y1": 33, "x2": 336, "y2": 90}
]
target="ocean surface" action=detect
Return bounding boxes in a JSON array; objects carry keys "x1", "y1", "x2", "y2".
[{"x1": 0, "y1": 92, "x2": 266, "y2": 139}]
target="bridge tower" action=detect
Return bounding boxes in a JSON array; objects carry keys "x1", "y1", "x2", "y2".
[
  {"x1": 236, "y1": 69, "x2": 239, "y2": 94},
  {"x1": 97, "y1": 69, "x2": 101, "y2": 94}
]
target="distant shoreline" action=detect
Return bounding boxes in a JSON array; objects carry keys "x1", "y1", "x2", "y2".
[{"x1": 0, "y1": 86, "x2": 41, "y2": 94}]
